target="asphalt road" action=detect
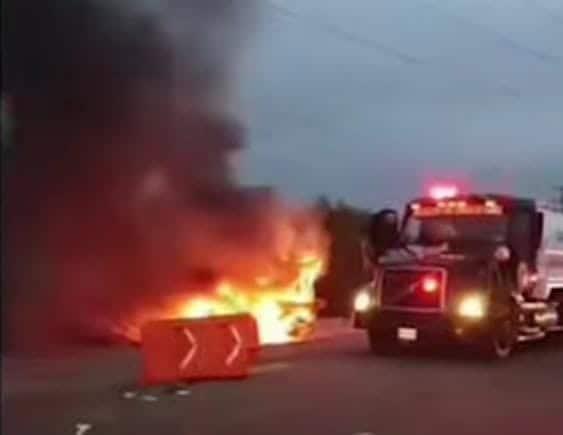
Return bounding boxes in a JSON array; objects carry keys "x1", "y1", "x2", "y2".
[{"x1": 4, "y1": 331, "x2": 563, "y2": 435}]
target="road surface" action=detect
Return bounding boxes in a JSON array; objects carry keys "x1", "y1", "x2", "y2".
[{"x1": 4, "y1": 331, "x2": 563, "y2": 435}]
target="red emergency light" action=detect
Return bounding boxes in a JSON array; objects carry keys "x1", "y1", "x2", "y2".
[
  {"x1": 421, "y1": 276, "x2": 440, "y2": 294},
  {"x1": 412, "y1": 198, "x2": 503, "y2": 217},
  {"x1": 428, "y1": 184, "x2": 459, "y2": 200}
]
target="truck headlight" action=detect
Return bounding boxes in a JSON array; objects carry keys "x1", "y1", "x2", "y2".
[
  {"x1": 354, "y1": 291, "x2": 372, "y2": 312},
  {"x1": 458, "y1": 295, "x2": 486, "y2": 319}
]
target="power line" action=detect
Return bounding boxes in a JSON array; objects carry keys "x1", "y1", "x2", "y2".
[
  {"x1": 423, "y1": 0, "x2": 563, "y2": 65},
  {"x1": 265, "y1": 0, "x2": 522, "y2": 98},
  {"x1": 524, "y1": 0, "x2": 563, "y2": 24},
  {"x1": 267, "y1": 1, "x2": 423, "y2": 65}
]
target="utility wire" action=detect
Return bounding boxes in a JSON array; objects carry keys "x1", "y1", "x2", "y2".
[
  {"x1": 422, "y1": 0, "x2": 562, "y2": 65},
  {"x1": 265, "y1": 0, "x2": 521, "y2": 98},
  {"x1": 267, "y1": 1, "x2": 423, "y2": 65},
  {"x1": 524, "y1": 0, "x2": 563, "y2": 24}
]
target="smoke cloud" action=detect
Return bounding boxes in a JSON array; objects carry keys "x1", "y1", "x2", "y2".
[{"x1": 3, "y1": 0, "x2": 325, "y2": 353}]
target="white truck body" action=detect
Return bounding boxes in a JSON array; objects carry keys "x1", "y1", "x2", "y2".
[{"x1": 533, "y1": 206, "x2": 563, "y2": 300}]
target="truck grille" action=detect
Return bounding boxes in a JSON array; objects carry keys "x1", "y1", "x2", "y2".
[{"x1": 380, "y1": 268, "x2": 445, "y2": 311}]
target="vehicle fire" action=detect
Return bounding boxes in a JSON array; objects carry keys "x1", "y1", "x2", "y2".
[
  {"x1": 109, "y1": 203, "x2": 329, "y2": 346},
  {"x1": 3, "y1": 0, "x2": 333, "y2": 353},
  {"x1": 354, "y1": 185, "x2": 563, "y2": 358}
]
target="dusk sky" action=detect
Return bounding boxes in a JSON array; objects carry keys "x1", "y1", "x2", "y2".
[{"x1": 239, "y1": 0, "x2": 563, "y2": 209}]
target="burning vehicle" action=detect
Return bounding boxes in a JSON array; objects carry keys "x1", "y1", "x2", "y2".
[
  {"x1": 354, "y1": 185, "x2": 563, "y2": 358},
  {"x1": 115, "y1": 202, "x2": 329, "y2": 346}
]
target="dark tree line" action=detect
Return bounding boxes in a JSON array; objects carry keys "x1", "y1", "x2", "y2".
[{"x1": 314, "y1": 197, "x2": 372, "y2": 317}]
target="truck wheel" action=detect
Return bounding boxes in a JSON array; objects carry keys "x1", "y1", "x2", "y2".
[
  {"x1": 367, "y1": 328, "x2": 395, "y2": 355},
  {"x1": 480, "y1": 317, "x2": 516, "y2": 360}
]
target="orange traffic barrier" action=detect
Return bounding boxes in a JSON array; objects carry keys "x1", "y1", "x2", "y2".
[{"x1": 141, "y1": 314, "x2": 259, "y2": 386}]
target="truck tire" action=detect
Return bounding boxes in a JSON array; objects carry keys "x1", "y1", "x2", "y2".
[
  {"x1": 479, "y1": 317, "x2": 516, "y2": 360},
  {"x1": 478, "y1": 269, "x2": 518, "y2": 360}
]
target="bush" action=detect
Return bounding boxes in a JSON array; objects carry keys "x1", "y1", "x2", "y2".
[{"x1": 315, "y1": 198, "x2": 371, "y2": 317}]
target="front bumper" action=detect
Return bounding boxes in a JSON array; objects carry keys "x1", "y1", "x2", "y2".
[{"x1": 355, "y1": 308, "x2": 493, "y2": 344}]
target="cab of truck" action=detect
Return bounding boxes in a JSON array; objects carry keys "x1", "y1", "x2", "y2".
[{"x1": 354, "y1": 186, "x2": 562, "y2": 359}]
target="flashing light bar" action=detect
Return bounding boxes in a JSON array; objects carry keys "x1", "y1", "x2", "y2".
[
  {"x1": 412, "y1": 201, "x2": 503, "y2": 217},
  {"x1": 428, "y1": 184, "x2": 459, "y2": 200}
]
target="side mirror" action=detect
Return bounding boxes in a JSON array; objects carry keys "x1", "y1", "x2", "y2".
[{"x1": 368, "y1": 209, "x2": 400, "y2": 256}]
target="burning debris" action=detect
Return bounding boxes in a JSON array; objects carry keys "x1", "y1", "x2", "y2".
[
  {"x1": 111, "y1": 195, "x2": 328, "y2": 345},
  {"x1": 3, "y1": 0, "x2": 328, "y2": 352}
]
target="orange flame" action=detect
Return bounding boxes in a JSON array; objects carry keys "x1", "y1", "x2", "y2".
[
  {"x1": 177, "y1": 254, "x2": 324, "y2": 344},
  {"x1": 116, "y1": 206, "x2": 328, "y2": 345}
]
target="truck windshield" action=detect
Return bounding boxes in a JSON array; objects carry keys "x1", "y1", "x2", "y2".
[{"x1": 402, "y1": 215, "x2": 508, "y2": 246}]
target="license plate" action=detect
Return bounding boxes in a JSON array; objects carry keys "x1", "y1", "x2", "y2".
[{"x1": 397, "y1": 327, "x2": 417, "y2": 341}]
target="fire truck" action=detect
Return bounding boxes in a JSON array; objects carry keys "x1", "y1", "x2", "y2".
[{"x1": 353, "y1": 185, "x2": 563, "y2": 358}]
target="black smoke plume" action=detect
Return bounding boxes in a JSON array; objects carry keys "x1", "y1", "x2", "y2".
[{"x1": 3, "y1": 0, "x2": 323, "y2": 353}]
